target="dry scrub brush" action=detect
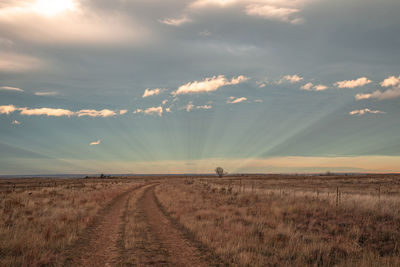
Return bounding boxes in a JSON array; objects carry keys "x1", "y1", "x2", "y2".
[{"x1": 155, "y1": 179, "x2": 400, "y2": 267}]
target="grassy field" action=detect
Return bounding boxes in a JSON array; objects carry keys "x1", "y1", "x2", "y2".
[
  {"x1": 155, "y1": 174, "x2": 400, "y2": 266},
  {"x1": 0, "y1": 177, "x2": 145, "y2": 266},
  {"x1": 1, "y1": 174, "x2": 400, "y2": 266}
]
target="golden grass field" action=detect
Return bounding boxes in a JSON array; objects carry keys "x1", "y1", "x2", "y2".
[{"x1": 1, "y1": 174, "x2": 400, "y2": 266}]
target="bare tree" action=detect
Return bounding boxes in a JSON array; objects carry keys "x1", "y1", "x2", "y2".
[{"x1": 215, "y1": 167, "x2": 225, "y2": 178}]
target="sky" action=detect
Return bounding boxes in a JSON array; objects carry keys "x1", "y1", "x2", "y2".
[{"x1": 0, "y1": 0, "x2": 400, "y2": 175}]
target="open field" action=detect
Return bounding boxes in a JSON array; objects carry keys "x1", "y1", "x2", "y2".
[{"x1": 1, "y1": 174, "x2": 400, "y2": 266}]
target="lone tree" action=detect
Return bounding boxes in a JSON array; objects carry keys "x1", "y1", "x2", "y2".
[{"x1": 215, "y1": 167, "x2": 225, "y2": 178}]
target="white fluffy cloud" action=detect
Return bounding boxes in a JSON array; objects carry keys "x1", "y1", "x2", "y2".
[
  {"x1": 355, "y1": 75, "x2": 400, "y2": 100},
  {"x1": 12, "y1": 120, "x2": 20, "y2": 125},
  {"x1": 19, "y1": 107, "x2": 75, "y2": 117},
  {"x1": 119, "y1": 109, "x2": 128, "y2": 115},
  {"x1": 227, "y1": 96, "x2": 247, "y2": 104},
  {"x1": 334, "y1": 77, "x2": 372, "y2": 88},
  {"x1": 172, "y1": 75, "x2": 248, "y2": 96},
  {"x1": 89, "y1": 139, "x2": 101, "y2": 146},
  {"x1": 301, "y1": 82, "x2": 328, "y2": 91},
  {"x1": 0, "y1": 105, "x2": 17, "y2": 114},
  {"x1": 355, "y1": 86, "x2": 400, "y2": 101},
  {"x1": 301, "y1": 82, "x2": 313, "y2": 90},
  {"x1": 0, "y1": 105, "x2": 122, "y2": 117},
  {"x1": 380, "y1": 75, "x2": 400, "y2": 87},
  {"x1": 0, "y1": 86, "x2": 23, "y2": 92},
  {"x1": 313, "y1": 84, "x2": 328, "y2": 91},
  {"x1": 279, "y1": 74, "x2": 303, "y2": 84},
  {"x1": 142, "y1": 88, "x2": 164, "y2": 98},
  {"x1": 134, "y1": 106, "x2": 163, "y2": 116},
  {"x1": 76, "y1": 109, "x2": 116, "y2": 117},
  {"x1": 349, "y1": 109, "x2": 385, "y2": 116}
]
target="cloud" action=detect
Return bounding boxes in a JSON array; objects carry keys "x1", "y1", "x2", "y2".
[
  {"x1": 34, "y1": 91, "x2": 57, "y2": 96},
  {"x1": 19, "y1": 107, "x2": 75, "y2": 117},
  {"x1": 349, "y1": 108, "x2": 385, "y2": 116},
  {"x1": 355, "y1": 93, "x2": 371, "y2": 100},
  {"x1": 279, "y1": 74, "x2": 303, "y2": 84},
  {"x1": 165, "y1": 107, "x2": 171, "y2": 113},
  {"x1": 301, "y1": 82, "x2": 313, "y2": 90},
  {"x1": 185, "y1": 101, "x2": 195, "y2": 112},
  {"x1": 0, "y1": 86, "x2": 23, "y2": 92},
  {"x1": 227, "y1": 96, "x2": 247, "y2": 104},
  {"x1": 159, "y1": 16, "x2": 191, "y2": 26},
  {"x1": 313, "y1": 84, "x2": 328, "y2": 91},
  {"x1": 0, "y1": 105, "x2": 123, "y2": 118},
  {"x1": 0, "y1": 1, "x2": 148, "y2": 45},
  {"x1": 334, "y1": 77, "x2": 372, "y2": 88},
  {"x1": 12, "y1": 120, "x2": 20, "y2": 125},
  {"x1": 189, "y1": 0, "x2": 237, "y2": 9},
  {"x1": 134, "y1": 106, "x2": 163, "y2": 116},
  {"x1": 89, "y1": 139, "x2": 101, "y2": 146},
  {"x1": 380, "y1": 75, "x2": 400, "y2": 87},
  {"x1": 0, "y1": 52, "x2": 43, "y2": 72},
  {"x1": 197, "y1": 104, "x2": 212, "y2": 110},
  {"x1": 189, "y1": 0, "x2": 307, "y2": 24},
  {"x1": 0, "y1": 105, "x2": 17, "y2": 114},
  {"x1": 162, "y1": 99, "x2": 168, "y2": 105},
  {"x1": 184, "y1": 101, "x2": 213, "y2": 112},
  {"x1": 76, "y1": 109, "x2": 117, "y2": 117},
  {"x1": 245, "y1": 4, "x2": 301, "y2": 23},
  {"x1": 355, "y1": 86, "x2": 400, "y2": 101},
  {"x1": 300, "y1": 82, "x2": 328, "y2": 91},
  {"x1": 172, "y1": 75, "x2": 248, "y2": 96},
  {"x1": 142, "y1": 88, "x2": 164, "y2": 98}
]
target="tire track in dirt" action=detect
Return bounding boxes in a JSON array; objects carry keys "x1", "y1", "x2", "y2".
[
  {"x1": 64, "y1": 183, "x2": 148, "y2": 267},
  {"x1": 134, "y1": 185, "x2": 215, "y2": 267}
]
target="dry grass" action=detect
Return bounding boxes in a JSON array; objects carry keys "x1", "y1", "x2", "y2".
[
  {"x1": 0, "y1": 178, "x2": 142, "y2": 267},
  {"x1": 2, "y1": 174, "x2": 400, "y2": 266},
  {"x1": 155, "y1": 175, "x2": 400, "y2": 266}
]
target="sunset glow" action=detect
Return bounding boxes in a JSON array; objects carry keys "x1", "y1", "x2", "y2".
[
  {"x1": 32, "y1": 0, "x2": 77, "y2": 16},
  {"x1": 0, "y1": 0, "x2": 399, "y2": 175}
]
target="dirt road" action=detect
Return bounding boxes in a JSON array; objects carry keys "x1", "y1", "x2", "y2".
[
  {"x1": 64, "y1": 184, "x2": 144, "y2": 266},
  {"x1": 65, "y1": 184, "x2": 219, "y2": 266}
]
